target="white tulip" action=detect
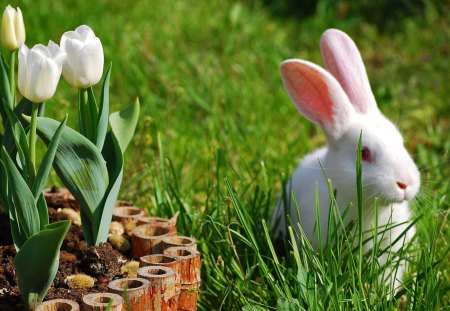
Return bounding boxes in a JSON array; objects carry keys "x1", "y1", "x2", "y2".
[
  {"x1": 1, "y1": 5, "x2": 26, "y2": 51},
  {"x1": 18, "y1": 41, "x2": 66, "y2": 103},
  {"x1": 60, "y1": 25, "x2": 104, "y2": 89}
]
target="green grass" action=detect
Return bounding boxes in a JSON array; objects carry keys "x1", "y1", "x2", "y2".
[{"x1": 3, "y1": 0, "x2": 449, "y2": 309}]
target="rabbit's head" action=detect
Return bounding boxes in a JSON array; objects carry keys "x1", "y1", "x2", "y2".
[{"x1": 280, "y1": 29, "x2": 420, "y2": 205}]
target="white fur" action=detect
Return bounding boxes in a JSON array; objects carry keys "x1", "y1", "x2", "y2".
[{"x1": 272, "y1": 29, "x2": 420, "y2": 291}]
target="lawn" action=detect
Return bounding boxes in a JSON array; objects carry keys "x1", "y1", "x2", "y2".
[{"x1": 6, "y1": 0, "x2": 449, "y2": 310}]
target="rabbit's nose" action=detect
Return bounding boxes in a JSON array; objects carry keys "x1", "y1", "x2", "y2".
[{"x1": 396, "y1": 181, "x2": 407, "y2": 190}]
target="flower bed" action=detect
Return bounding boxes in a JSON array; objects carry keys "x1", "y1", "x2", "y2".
[{"x1": 0, "y1": 188, "x2": 125, "y2": 309}]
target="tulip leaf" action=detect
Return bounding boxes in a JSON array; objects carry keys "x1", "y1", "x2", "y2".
[
  {"x1": 0, "y1": 158, "x2": 9, "y2": 213},
  {"x1": 94, "y1": 131, "x2": 124, "y2": 245},
  {"x1": 0, "y1": 54, "x2": 13, "y2": 111},
  {"x1": 9, "y1": 210, "x2": 26, "y2": 251},
  {"x1": 33, "y1": 117, "x2": 108, "y2": 210},
  {"x1": 31, "y1": 116, "x2": 66, "y2": 230},
  {"x1": 1, "y1": 148, "x2": 40, "y2": 240},
  {"x1": 79, "y1": 88, "x2": 98, "y2": 144},
  {"x1": 109, "y1": 98, "x2": 140, "y2": 153},
  {"x1": 36, "y1": 193, "x2": 49, "y2": 231},
  {"x1": 14, "y1": 220, "x2": 70, "y2": 310},
  {"x1": 79, "y1": 207, "x2": 95, "y2": 246},
  {"x1": 95, "y1": 63, "x2": 111, "y2": 151},
  {"x1": 0, "y1": 160, "x2": 26, "y2": 249},
  {"x1": 87, "y1": 87, "x2": 98, "y2": 138},
  {"x1": 31, "y1": 116, "x2": 67, "y2": 199},
  {"x1": 32, "y1": 117, "x2": 109, "y2": 245},
  {"x1": 1, "y1": 98, "x2": 29, "y2": 153},
  {"x1": 2, "y1": 100, "x2": 30, "y2": 178},
  {"x1": 13, "y1": 98, "x2": 44, "y2": 129}
]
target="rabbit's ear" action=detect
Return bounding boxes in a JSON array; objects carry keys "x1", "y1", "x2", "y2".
[
  {"x1": 280, "y1": 59, "x2": 355, "y2": 140},
  {"x1": 320, "y1": 29, "x2": 378, "y2": 114}
]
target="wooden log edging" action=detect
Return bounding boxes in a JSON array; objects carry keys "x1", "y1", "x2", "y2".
[
  {"x1": 108, "y1": 277, "x2": 151, "y2": 311},
  {"x1": 81, "y1": 292, "x2": 123, "y2": 311},
  {"x1": 137, "y1": 217, "x2": 177, "y2": 235},
  {"x1": 162, "y1": 236, "x2": 196, "y2": 252},
  {"x1": 137, "y1": 265, "x2": 178, "y2": 310},
  {"x1": 113, "y1": 206, "x2": 146, "y2": 226},
  {"x1": 131, "y1": 224, "x2": 172, "y2": 259},
  {"x1": 178, "y1": 282, "x2": 201, "y2": 311},
  {"x1": 36, "y1": 299, "x2": 80, "y2": 311},
  {"x1": 163, "y1": 247, "x2": 201, "y2": 284},
  {"x1": 139, "y1": 254, "x2": 182, "y2": 294}
]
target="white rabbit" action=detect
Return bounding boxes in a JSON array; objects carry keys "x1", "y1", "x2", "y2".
[{"x1": 271, "y1": 29, "x2": 420, "y2": 290}]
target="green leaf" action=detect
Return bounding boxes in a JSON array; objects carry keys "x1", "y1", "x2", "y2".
[
  {"x1": 9, "y1": 212, "x2": 26, "y2": 251},
  {"x1": 13, "y1": 98, "x2": 45, "y2": 128},
  {"x1": 2, "y1": 98, "x2": 41, "y2": 174},
  {"x1": 94, "y1": 131, "x2": 124, "y2": 245},
  {"x1": 32, "y1": 117, "x2": 109, "y2": 245},
  {"x1": 109, "y1": 98, "x2": 140, "y2": 153},
  {"x1": 9, "y1": 208, "x2": 26, "y2": 250},
  {"x1": 79, "y1": 207, "x2": 95, "y2": 246},
  {"x1": 31, "y1": 116, "x2": 66, "y2": 230},
  {"x1": 0, "y1": 161, "x2": 27, "y2": 251},
  {"x1": 36, "y1": 193, "x2": 49, "y2": 230},
  {"x1": 2, "y1": 100, "x2": 30, "y2": 178},
  {"x1": 78, "y1": 88, "x2": 98, "y2": 143},
  {"x1": 0, "y1": 159, "x2": 9, "y2": 214},
  {"x1": 87, "y1": 87, "x2": 99, "y2": 140},
  {"x1": 31, "y1": 116, "x2": 67, "y2": 199},
  {"x1": 95, "y1": 63, "x2": 112, "y2": 150},
  {"x1": 33, "y1": 117, "x2": 108, "y2": 213},
  {"x1": 0, "y1": 54, "x2": 13, "y2": 111},
  {"x1": 1, "y1": 148, "x2": 40, "y2": 240},
  {"x1": 0, "y1": 160, "x2": 26, "y2": 249},
  {"x1": 14, "y1": 220, "x2": 70, "y2": 310}
]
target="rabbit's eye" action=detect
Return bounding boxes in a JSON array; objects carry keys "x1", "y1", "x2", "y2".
[{"x1": 361, "y1": 146, "x2": 372, "y2": 162}]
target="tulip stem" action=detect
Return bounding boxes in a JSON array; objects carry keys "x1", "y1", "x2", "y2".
[
  {"x1": 9, "y1": 50, "x2": 16, "y2": 106},
  {"x1": 78, "y1": 89, "x2": 87, "y2": 138},
  {"x1": 29, "y1": 103, "x2": 39, "y2": 175},
  {"x1": 79, "y1": 88, "x2": 96, "y2": 142}
]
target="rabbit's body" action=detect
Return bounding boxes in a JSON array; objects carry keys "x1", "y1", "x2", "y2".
[
  {"x1": 272, "y1": 29, "x2": 420, "y2": 290},
  {"x1": 276, "y1": 145, "x2": 416, "y2": 247}
]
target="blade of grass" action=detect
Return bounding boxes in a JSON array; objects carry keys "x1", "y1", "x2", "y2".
[{"x1": 356, "y1": 131, "x2": 370, "y2": 309}]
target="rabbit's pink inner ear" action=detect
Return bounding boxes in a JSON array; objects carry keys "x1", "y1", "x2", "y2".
[
  {"x1": 280, "y1": 61, "x2": 334, "y2": 128},
  {"x1": 320, "y1": 29, "x2": 378, "y2": 114}
]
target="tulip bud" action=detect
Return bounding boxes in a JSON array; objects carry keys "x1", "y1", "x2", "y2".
[
  {"x1": 1, "y1": 5, "x2": 25, "y2": 51},
  {"x1": 18, "y1": 41, "x2": 66, "y2": 103},
  {"x1": 60, "y1": 25, "x2": 104, "y2": 89}
]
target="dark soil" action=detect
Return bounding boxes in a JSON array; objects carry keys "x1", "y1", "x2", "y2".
[{"x1": 0, "y1": 187, "x2": 129, "y2": 310}]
